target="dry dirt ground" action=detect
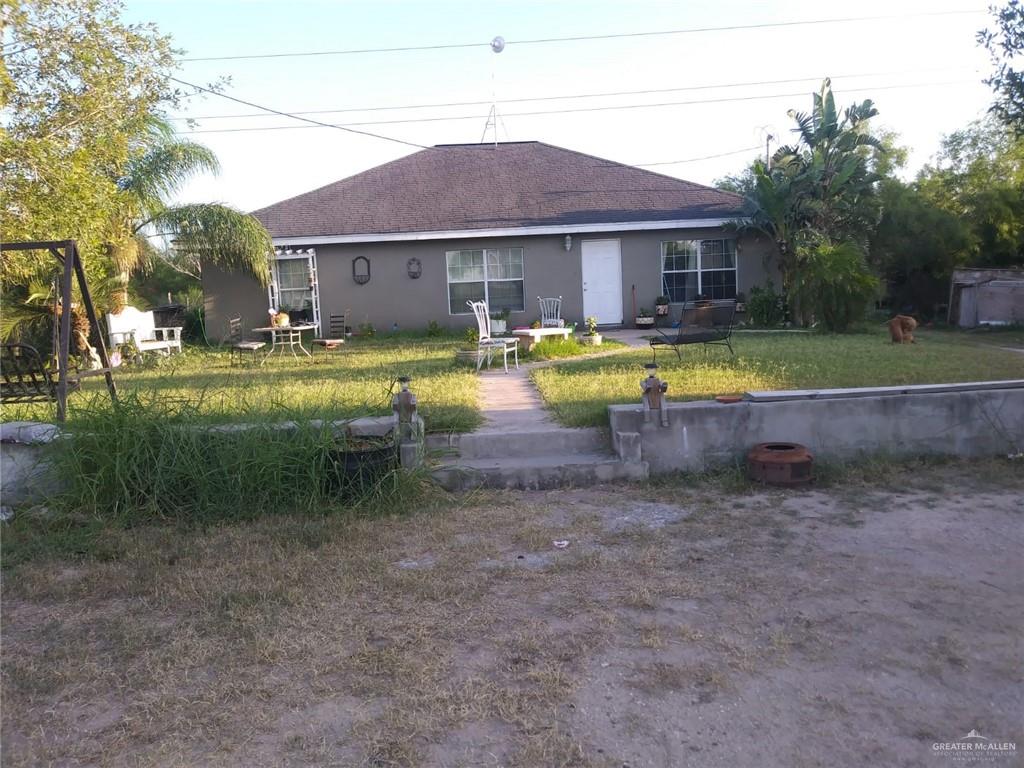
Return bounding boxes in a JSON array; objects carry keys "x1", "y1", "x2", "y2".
[{"x1": 2, "y1": 459, "x2": 1022, "y2": 767}]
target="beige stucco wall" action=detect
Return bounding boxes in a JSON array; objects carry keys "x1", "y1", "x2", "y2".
[{"x1": 202, "y1": 229, "x2": 779, "y2": 340}]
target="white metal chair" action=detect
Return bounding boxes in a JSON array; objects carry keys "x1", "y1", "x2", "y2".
[
  {"x1": 538, "y1": 296, "x2": 564, "y2": 327},
  {"x1": 468, "y1": 300, "x2": 519, "y2": 373}
]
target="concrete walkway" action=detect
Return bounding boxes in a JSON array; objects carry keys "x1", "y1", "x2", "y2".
[
  {"x1": 477, "y1": 367, "x2": 557, "y2": 432},
  {"x1": 476, "y1": 331, "x2": 645, "y2": 432}
]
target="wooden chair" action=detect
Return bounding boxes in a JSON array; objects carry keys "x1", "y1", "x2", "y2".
[
  {"x1": 1, "y1": 343, "x2": 80, "y2": 404},
  {"x1": 227, "y1": 316, "x2": 265, "y2": 365},
  {"x1": 538, "y1": 296, "x2": 564, "y2": 327},
  {"x1": 650, "y1": 299, "x2": 737, "y2": 362},
  {"x1": 311, "y1": 313, "x2": 348, "y2": 359},
  {"x1": 468, "y1": 300, "x2": 518, "y2": 373}
]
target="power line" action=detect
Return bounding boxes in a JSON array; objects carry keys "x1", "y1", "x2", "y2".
[
  {"x1": 177, "y1": 9, "x2": 984, "y2": 63},
  {"x1": 178, "y1": 79, "x2": 979, "y2": 135},
  {"x1": 171, "y1": 67, "x2": 964, "y2": 122},
  {"x1": 635, "y1": 146, "x2": 762, "y2": 167},
  {"x1": 168, "y1": 76, "x2": 429, "y2": 149}
]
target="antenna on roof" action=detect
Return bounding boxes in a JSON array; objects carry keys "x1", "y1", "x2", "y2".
[{"x1": 480, "y1": 36, "x2": 505, "y2": 148}]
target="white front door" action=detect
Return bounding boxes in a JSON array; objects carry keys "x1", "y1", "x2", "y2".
[{"x1": 581, "y1": 239, "x2": 623, "y2": 325}]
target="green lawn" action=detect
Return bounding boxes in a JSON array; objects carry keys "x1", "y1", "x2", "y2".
[
  {"x1": 4, "y1": 337, "x2": 483, "y2": 433},
  {"x1": 532, "y1": 328, "x2": 1024, "y2": 427}
]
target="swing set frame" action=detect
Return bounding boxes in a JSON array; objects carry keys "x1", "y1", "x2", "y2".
[{"x1": 1, "y1": 240, "x2": 118, "y2": 421}]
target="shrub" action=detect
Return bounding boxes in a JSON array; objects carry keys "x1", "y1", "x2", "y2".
[
  {"x1": 790, "y1": 240, "x2": 879, "y2": 332},
  {"x1": 747, "y1": 283, "x2": 785, "y2": 326},
  {"x1": 358, "y1": 322, "x2": 376, "y2": 337},
  {"x1": 425, "y1": 320, "x2": 443, "y2": 337}
]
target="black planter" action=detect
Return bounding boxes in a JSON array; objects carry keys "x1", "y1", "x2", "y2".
[{"x1": 324, "y1": 440, "x2": 397, "y2": 495}]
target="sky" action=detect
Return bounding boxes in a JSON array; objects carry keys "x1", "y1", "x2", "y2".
[{"x1": 123, "y1": 0, "x2": 995, "y2": 213}]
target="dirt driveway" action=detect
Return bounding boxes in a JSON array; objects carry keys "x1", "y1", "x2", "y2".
[{"x1": 3, "y1": 459, "x2": 1022, "y2": 767}]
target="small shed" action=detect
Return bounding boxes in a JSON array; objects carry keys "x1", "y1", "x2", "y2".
[{"x1": 948, "y1": 268, "x2": 1024, "y2": 328}]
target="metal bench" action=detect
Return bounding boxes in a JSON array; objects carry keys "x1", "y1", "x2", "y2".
[
  {"x1": 1, "y1": 343, "x2": 80, "y2": 404},
  {"x1": 650, "y1": 299, "x2": 737, "y2": 361}
]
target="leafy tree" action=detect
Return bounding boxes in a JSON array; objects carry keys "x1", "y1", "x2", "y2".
[
  {"x1": 978, "y1": 1, "x2": 1024, "y2": 133},
  {"x1": 869, "y1": 180, "x2": 973, "y2": 316},
  {"x1": 918, "y1": 118, "x2": 1024, "y2": 268},
  {"x1": 1, "y1": 0, "x2": 270, "y2": 344},
  {"x1": 1, "y1": 0, "x2": 178, "y2": 287}
]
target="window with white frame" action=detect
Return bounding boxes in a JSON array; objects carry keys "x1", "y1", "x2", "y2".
[
  {"x1": 661, "y1": 239, "x2": 737, "y2": 302},
  {"x1": 273, "y1": 258, "x2": 313, "y2": 313},
  {"x1": 446, "y1": 248, "x2": 525, "y2": 314}
]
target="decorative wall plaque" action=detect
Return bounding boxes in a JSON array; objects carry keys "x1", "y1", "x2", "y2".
[{"x1": 352, "y1": 256, "x2": 370, "y2": 285}]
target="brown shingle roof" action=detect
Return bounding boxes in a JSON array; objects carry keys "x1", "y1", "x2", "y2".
[{"x1": 251, "y1": 141, "x2": 746, "y2": 238}]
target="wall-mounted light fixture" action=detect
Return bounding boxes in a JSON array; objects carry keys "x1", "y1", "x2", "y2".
[{"x1": 564, "y1": 235, "x2": 572, "y2": 252}]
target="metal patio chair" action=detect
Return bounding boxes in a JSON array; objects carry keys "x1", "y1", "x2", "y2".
[
  {"x1": 538, "y1": 296, "x2": 564, "y2": 327},
  {"x1": 311, "y1": 312, "x2": 348, "y2": 359},
  {"x1": 227, "y1": 316, "x2": 266, "y2": 365},
  {"x1": 468, "y1": 300, "x2": 519, "y2": 373}
]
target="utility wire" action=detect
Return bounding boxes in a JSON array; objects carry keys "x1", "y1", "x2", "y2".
[
  {"x1": 635, "y1": 146, "x2": 762, "y2": 167},
  {"x1": 168, "y1": 76, "x2": 429, "y2": 149},
  {"x1": 171, "y1": 67, "x2": 965, "y2": 122},
  {"x1": 178, "y1": 9, "x2": 984, "y2": 62},
  {"x1": 178, "y1": 79, "x2": 978, "y2": 135}
]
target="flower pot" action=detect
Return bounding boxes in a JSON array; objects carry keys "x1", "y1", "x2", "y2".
[
  {"x1": 490, "y1": 319, "x2": 507, "y2": 334},
  {"x1": 455, "y1": 348, "x2": 480, "y2": 365},
  {"x1": 655, "y1": 304, "x2": 670, "y2": 316},
  {"x1": 580, "y1": 334, "x2": 602, "y2": 346},
  {"x1": 635, "y1": 317, "x2": 655, "y2": 329}
]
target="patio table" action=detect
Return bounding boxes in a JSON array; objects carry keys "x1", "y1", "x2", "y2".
[
  {"x1": 512, "y1": 326, "x2": 573, "y2": 352},
  {"x1": 252, "y1": 324, "x2": 317, "y2": 364}
]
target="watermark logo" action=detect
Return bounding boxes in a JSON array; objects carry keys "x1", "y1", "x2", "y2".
[{"x1": 932, "y1": 729, "x2": 1017, "y2": 762}]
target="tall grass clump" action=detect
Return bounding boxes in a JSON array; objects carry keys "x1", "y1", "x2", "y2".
[{"x1": 48, "y1": 392, "x2": 406, "y2": 525}]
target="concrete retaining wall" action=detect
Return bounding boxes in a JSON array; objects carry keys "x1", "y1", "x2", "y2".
[
  {"x1": 0, "y1": 415, "x2": 424, "y2": 508},
  {"x1": 609, "y1": 381, "x2": 1024, "y2": 474}
]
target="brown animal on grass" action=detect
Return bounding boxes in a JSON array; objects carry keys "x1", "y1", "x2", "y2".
[{"x1": 888, "y1": 315, "x2": 918, "y2": 344}]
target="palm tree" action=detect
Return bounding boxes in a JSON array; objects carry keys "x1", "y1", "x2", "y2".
[
  {"x1": 2, "y1": 118, "x2": 270, "y2": 354},
  {"x1": 106, "y1": 117, "x2": 271, "y2": 307}
]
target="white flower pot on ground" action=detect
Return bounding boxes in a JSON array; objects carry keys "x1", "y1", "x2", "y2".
[
  {"x1": 580, "y1": 334, "x2": 603, "y2": 346},
  {"x1": 490, "y1": 319, "x2": 507, "y2": 334}
]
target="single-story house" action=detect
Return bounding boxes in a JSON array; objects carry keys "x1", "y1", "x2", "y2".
[{"x1": 202, "y1": 141, "x2": 779, "y2": 337}]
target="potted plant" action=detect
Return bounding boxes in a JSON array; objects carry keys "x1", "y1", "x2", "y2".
[
  {"x1": 635, "y1": 308, "x2": 655, "y2": 329},
  {"x1": 455, "y1": 326, "x2": 481, "y2": 364},
  {"x1": 579, "y1": 315, "x2": 602, "y2": 345},
  {"x1": 735, "y1": 291, "x2": 747, "y2": 314},
  {"x1": 655, "y1": 296, "x2": 671, "y2": 316},
  {"x1": 490, "y1": 307, "x2": 510, "y2": 334}
]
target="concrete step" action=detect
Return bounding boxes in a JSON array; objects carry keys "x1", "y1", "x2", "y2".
[
  {"x1": 431, "y1": 453, "x2": 649, "y2": 491},
  {"x1": 427, "y1": 427, "x2": 608, "y2": 459}
]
